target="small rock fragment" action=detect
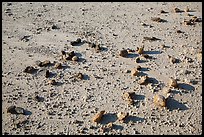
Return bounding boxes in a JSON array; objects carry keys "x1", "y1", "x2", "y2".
[
  {"x1": 176, "y1": 30, "x2": 183, "y2": 33},
  {"x1": 122, "y1": 92, "x2": 135, "y2": 105},
  {"x1": 70, "y1": 38, "x2": 81, "y2": 46},
  {"x1": 92, "y1": 110, "x2": 105, "y2": 123},
  {"x1": 119, "y1": 49, "x2": 128, "y2": 57},
  {"x1": 35, "y1": 95, "x2": 44, "y2": 102},
  {"x1": 174, "y1": 7, "x2": 182, "y2": 13},
  {"x1": 52, "y1": 24, "x2": 60, "y2": 29},
  {"x1": 160, "y1": 10, "x2": 165, "y2": 13},
  {"x1": 143, "y1": 37, "x2": 160, "y2": 41},
  {"x1": 153, "y1": 94, "x2": 166, "y2": 108},
  {"x1": 23, "y1": 66, "x2": 37, "y2": 74},
  {"x1": 76, "y1": 73, "x2": 84, "y2": 80},
  {"x1": 72, "y1": 56, "x2": 78, "y2": 61},
  {"x1": 197, "y1": 52, "x2": 202, "y2": 62},
  {"x1": 38, "y1": 60, "x2": 51, "y2": 67},
  {"x1": 7, "y1": 106, "x2": 25, "y2": 115},
  {"x1": 106, "y1": 122, "x2": 113, "y2": 129},
  {"x1": 136, "y1": 65, "x2": 142, "y2": 70},
  {"x1": 131, "y1": 68, "x2": 139, "y2": 77},
  {"x1": 138, "y1": 75, "x2": 149, "y2": 85},
  {"x1": 61, "y1": 50, "x2": 66, "y2": 56},
  {"x1": 185, "y1": 6, "x2": 190, "y2": 12},
  {"x1": 151, "y1": 17, "x2": 166, "y2": 22},
  {"x1": 54, "y1": 62, "x2": 62, "y2": 69},
  {"x1": 168, "y1": 55, "x2": 177, "y2": 64},
  {"x1": 135, "y1": 57, "x2": 140, "y2": 63},
  {"x1": 137, "y1": 46, "x2": 144, "y2": 54},
  {"x1": 117, "y1": 112, "x2": 129, "y2": 123},
  {"x1": 169, "y1": 78, "x2": 178, "y2": 88},
  {"x1": 48, "y1": 79, "x2": 57, "y2": 85},
  {"x1": 45, "y1": 70, "x2": 50, "y2": 78}
]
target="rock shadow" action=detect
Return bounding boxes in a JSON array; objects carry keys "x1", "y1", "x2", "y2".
[
  {"x1": 112, "y1": 124, "x2": 124, "y2": 131},
  {"x1": 55, "y1": 81, "x2": 64, "y2": 86},
  {"x1": 77, "y1": 57, "x2": 86, "y2": 63},
  {"x1": 23, "y1": 110, "x2": 32, "y2": 115},
  {"x1": 140, "y1": 67, "x2": 150, "y2": 71},
  {"x1": 178, "y1": 83, "x2": 195, "y2": 91},
  {"x1": 135, "y1": 94, "x2": 145, "y2": 101},
  {"x1": 148, "y1": 77, "x2": 159, "y2": 84},
  {"x1": 83, "y1": 74, "x2": 90, "y2": 80},
  {"x1": 74, "y1": 52, "x2": 83, "y2": 57},
  {"x1": 166, "y1": 98, "x2": 189, "y2": 111},
  {"x1": 100, "y1": 113, "x2": 118, "y2": 125},
  {"x1": 143, "y1": 50, "x2": 161, "y2": 55},
  {"x1": 136, "y1": 59, "x2": 148, "y2": 63},
  {"x1": 62, "y1": 65, "x2": 70, "y2": 70},
  {"x1": 49, "y1": 72, "x2": 57, "y2": 78},
  {"x1": 100, "y1": 46, "x2": 108, "y2": 52},
  {"x1": 138, "y1": 71, "x2": 148, "y2": 77},
  {"x1": 127, "y1": 53, "x2": 138, "y2": 58},
  {"x1": 124, "y1": 116, "x2": 145, "y2": 123},
  {"x1": 170, "y1": 89, "x2": 182, "y2": 95}
]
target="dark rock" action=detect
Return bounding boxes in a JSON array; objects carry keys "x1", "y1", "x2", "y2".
[{"x1": 23, "y1": 66, "x2": 37, "y2": 74}]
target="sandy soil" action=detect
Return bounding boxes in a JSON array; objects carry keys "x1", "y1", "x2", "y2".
[{"x1": 2, "y1": 2, "x2": 202, "y2": 135}]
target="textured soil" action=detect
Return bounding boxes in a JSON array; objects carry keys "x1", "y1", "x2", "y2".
[{"x1": 2, "y1": 2, "x2": 202, "y2": 135}]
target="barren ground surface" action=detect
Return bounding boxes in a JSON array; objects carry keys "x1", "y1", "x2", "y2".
[{"x1": 2, "y1": 2, "x2": 202, "y2": 135}]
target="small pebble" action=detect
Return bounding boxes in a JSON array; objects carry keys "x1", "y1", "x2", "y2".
[
  {"x1": 72, "y1": 56, "x2": 78, "y2": 61},
  {"x1": 54, "y1": 63, "x2": 62, "y2": 69},
  {"x1": 119, "y1": 49, "x2": 128, "y2": 57}
]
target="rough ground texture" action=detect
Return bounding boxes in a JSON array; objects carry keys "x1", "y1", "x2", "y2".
[{"x1": 2, "y1": 2, "x2": 202, "y2": 135}]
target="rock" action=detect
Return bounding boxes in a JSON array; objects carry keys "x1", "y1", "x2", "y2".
[
  {"x1": 151, "y1": 17, "x2": 166, "y2": 22},
  {"x1": 48, "y1": 79, "x2": 57, "y2": 85},
  {"x1": 38, "y1": 60, "x2": 51, "y2": 67},
  {"x1": 174, "y1": 7, "x2": 182, "y2": 13},
  {"x1": 137, "y1": 46, "x2": 144, "y2": 54},
  {"x1": 35, "y1": 95, "x2": 44, "y2": 102},
  {"x1": 92, "y1": 110, "x2": 105, "y2": 123},
  {"x1": 153, "y1": 94, "x2": 166, "y2": 108},
  {"x1": 176, "y1": 30, "x2": 183, "y2": 33},
  {"x1": 143, "y1": 37, "x2": 159, "y2": 41},
  {"x1": 117, "y1": 112, "x2": 129, "y2": 123},
  {"x1": 65, "y1": 51, "x2": 76, "y2": 60},
  {"x1": 131, "y1": 68, "x2": 139, "y2": 77},
  {"x1": 125, "y1": 69, "x2": 131, "y2": 73},
  {"x1": 136, "y1": 65, "x2": 142, "y2": 70},
  {"x1": 51, "y1": 24, "x2": 60, "y2": 29},
  {"x1": 70, "y1": 38, "x2": 81, "y2": 46},
  {"x1": 72, "y1": 56, "x2": 78, "y2": 61},
  {"x1": 106, "y1": 122, "x2": 114, "y2": 129},
  {"x1": 23, "y1": 66, "x2": 37, "y2": 74},
  {"x1": 122, "y1": 92, "x2": 135, "y2": 105},
  {"x1": 168, "y1": 55, "x2": 177, "y2": 64},
  {"x1": 160, "y1": 10, "x2": 167, "y2": 13},
  {"x1": 61, "y1": 50, "x2": 66, "y2": 56},
  {"x1": 138, "y1": 75, "x2": 149, "y2": 85},
  {"x1": 185, "y1": 6, "x2": 190, "y2": 12},
  {"x1": 45, "y1": 70, "x2": 50, "y2": 78},
  {"x1": 169, "y1": 78, "x2": 178, "y2": 88},
  {"x1": 135, "y1": 57, "x2": 140, "y2": 63},
  {"x1": 76, "y1": 73, "x2": 84, "y2": 80},
  {"x1": 196, "y1": 52, "x2": 202, "y2": 62},
  {"x1": 119, "y1": 49, "x2": 128, "y2": 57},
  {"x1": 7, "y1": 106, "x2": 25, "y2": 115},
  {"x1": 54, "y1": 62, "x2": 62, "y2": 69}
]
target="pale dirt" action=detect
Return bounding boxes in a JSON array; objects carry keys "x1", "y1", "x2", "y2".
[{"x1": 2, "y1": 2, "x2": 202, "y2": 135}]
